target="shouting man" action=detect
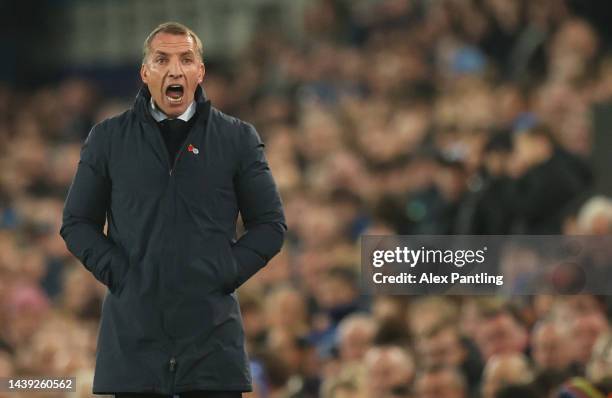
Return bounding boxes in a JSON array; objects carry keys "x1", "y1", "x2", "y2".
[{"x1": 60, "y1": 22, "x2": 286, "y2": 398}]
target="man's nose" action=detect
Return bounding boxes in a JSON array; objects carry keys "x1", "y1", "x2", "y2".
[{"x1": 168, "y1": 58, "x2": 183, "y2": 77}]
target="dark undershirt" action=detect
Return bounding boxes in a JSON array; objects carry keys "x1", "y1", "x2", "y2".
[{"x1": 157, "y1": 114, "x2": 198, "y2": 165}]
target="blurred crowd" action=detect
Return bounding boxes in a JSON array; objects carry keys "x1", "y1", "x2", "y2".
[{"x1": 2, "y1": 0, "x2": 612, "y2": 397}]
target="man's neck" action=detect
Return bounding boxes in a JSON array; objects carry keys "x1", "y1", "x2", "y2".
[{"x1": 150, "y1": 98, "x2": 196, "y2": 122}]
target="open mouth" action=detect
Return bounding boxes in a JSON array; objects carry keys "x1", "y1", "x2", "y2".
[{"x1": 165, "y1": 84, "x2": 184, "y2": 103}]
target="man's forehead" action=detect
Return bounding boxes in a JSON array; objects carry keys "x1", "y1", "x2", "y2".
[{"x1": 150, "y1": 32, "x2": 196, "y2": 53}]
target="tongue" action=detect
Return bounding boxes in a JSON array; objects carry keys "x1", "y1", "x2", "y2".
[{"x1": 166, "y1": 88, "x2": 183, "y2": 99}]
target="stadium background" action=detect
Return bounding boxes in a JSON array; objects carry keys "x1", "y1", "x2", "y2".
[{"x1": 2, "y1": 0, "x2": 612, "y2": 397}]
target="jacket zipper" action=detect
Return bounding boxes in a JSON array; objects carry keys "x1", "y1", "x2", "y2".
[
  {"x1": 145, "y1": 118, "x2": 192, "y2": 394},
  {"x1": 169, "y1": 144, "x2": 182, "y2": 176},
  {"x1": 143, "y1": 107, "x2": 208, "y2": 393},
  {"x1": 164, "y1": 121, "x2": 196, "y2": 394},
  {"x1": 169, "y1": 356, "x2": 177, "y2": 395},
  {"x1": 165, "y1": 124, "x2": 193, "y2": 393}
]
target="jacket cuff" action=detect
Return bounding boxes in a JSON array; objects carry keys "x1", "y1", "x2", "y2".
[
  {"x1": 95, "y1": 248, "x2": 131, "y2": 295},
  {"x1": 230, "y1": 244, "x2": 266, "y2": 290}
]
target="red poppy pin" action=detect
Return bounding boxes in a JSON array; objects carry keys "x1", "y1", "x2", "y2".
[{"x1": 187, "y1": 144, "x2": 199, "y2": 155}]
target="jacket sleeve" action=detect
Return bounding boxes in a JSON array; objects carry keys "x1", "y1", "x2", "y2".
[
  {"x1": 59, "y1": 124, "x2": 130, "y2": 294},
  {"x1": 231, "y1": 123, "x2": 287, "y2": 290}
]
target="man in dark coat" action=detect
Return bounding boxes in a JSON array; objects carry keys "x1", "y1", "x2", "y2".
[
  {"x1": 509, "y1": 124, "x2": 592, "y2": 233},
  {"x1": 59, "y1": 22, "x2": 286, "y2": 398}
]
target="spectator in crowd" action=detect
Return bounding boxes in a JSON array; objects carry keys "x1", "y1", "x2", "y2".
[
  {"x1": 552, "y1": 296, "x2": 610, "y2": 368},
  {"x1": 576, "y1": 195, "x2": 612, "y2": 234},
  {"x1": 362, "y1": 345, "x2": 415, "y2": 398},
  {"x1": 531, "y1": 318, "x2": 574, "y2": 372},
  {"x1": 414, "y1": 365, "x2": 467, "y2": 398},
  {"x1": 335, "y1": 313, "x2": 377, "y2": 364},
  {"x1": 309, "y1": 267, "x2": 367, "y2": 356},
  {"x1": 467, "y1": 130, "x2": 515, "y2": 234},
  {"x1": 474, "y1": 304, "x2": 529, "y2": 361},
  {"x1": 407, "y1": 297, "x2": 458, "y2": 337},
  {"x1": 265, "y1": 284, "x2": 310, "y2": 338},
  {"x1": 267, "y1": 329, "x2": 321, "y2": 398},
  {"x1": 480, "y1": 353, "x2": 534, "y2": 398},
  {"x1": 416, "y1": 320, "x2": 483, "y2": 395},
  {"x1": 509, "y1": 124, "x2": 593, "y2": 233}
]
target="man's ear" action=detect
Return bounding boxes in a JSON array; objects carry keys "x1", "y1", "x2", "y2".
[
  {"x1": 140, "y1": 63, "x2": 148, "y2": 84},
  {"x1": 198, "y1": 62, "x2": 205, "y2": 84}
]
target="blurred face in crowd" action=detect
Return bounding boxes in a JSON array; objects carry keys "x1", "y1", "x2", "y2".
[
  {"x1": 265, "y1": 287, "x2": 307, "y2": 334},
  {"x1": 434, "y1": 163, "x2": 467, "y2": 203},
  {"x1": 240, "y1": 304, "x2": 264, "y2": 346},
  {"x1": 317, "y1": 274, "x2": 357, "y2": 310},
  {"x1": 337, "y1": 316, "x2": 376, "y2": 363},
  {"x1": 267, "y1": 329, "x2": 303, "y2": 375},
  {"x1": 407, "y1": 298, "x2": 457, "y2": 337},
  {"x1": 364, "y1": 346, "x2": 414, "y2": 398},
  {"x1": 481, "y1": 354, "x2": 533, "y2": 398},
  {"x1": 140, "y1": 32, "x2": 204, "y2": 117},
  {"x1": 5, "y1": 285, "x2": 50, "y2": 347},
  {"x1": 510, "y1": 132, "x2": 553, "y2": 177},
  {"x1": 531, "y1": 321, "x2": 572, "y2": 371},
  {"x1": 415, "y1": 367, "x2": 466, "y2": 398},
  {"x1": 570, "y1": 311, "x2": 609, "y2": 365},
  {"x1": 475, "y1": 312, "x2": 528, "y2": 361},
  {"x1": 418, "y1": 326, "x2": 466, "y2": 368},
  {"x1": 551, "y1": 297, "x2": 609, "y2": 365},
  {"x1": 483, "y1": 150, "x2": 511, "y2": 177}
]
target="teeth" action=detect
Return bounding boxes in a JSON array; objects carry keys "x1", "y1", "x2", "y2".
[{"x1": 167, "y1": 95, "x2": 183, "y2": 103}]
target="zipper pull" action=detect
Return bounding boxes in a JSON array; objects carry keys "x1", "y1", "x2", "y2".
[{"x1": 169, "y1": 357, "x2": 177, "y2": 372}]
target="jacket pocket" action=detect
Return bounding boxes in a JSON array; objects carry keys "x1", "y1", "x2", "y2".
[
  {"x1": 110, "y1": 256, "x2": 136, "y2": 297},
  {"x1": 223, "y1": 237, "x2": 239, "y2": 294},
  {"x1": 186, "y1": 235, "x2": 238, "y2": 295}
]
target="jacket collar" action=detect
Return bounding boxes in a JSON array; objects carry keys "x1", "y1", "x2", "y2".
[{"x1": 134, "y1": 84, "x2": 212, "y2": 167}]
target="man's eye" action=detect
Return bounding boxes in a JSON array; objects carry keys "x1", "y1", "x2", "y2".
[
  {"x1": 182, "y1": 58, "x2": 193, "y2": 64},
  {"x1": 156, "y1": 58, "x2": 167, "y2": 64}
]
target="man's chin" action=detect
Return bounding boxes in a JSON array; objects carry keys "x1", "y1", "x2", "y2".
[{"x1": 160, "y1": 101, "x2": 188, "y2": 117}]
